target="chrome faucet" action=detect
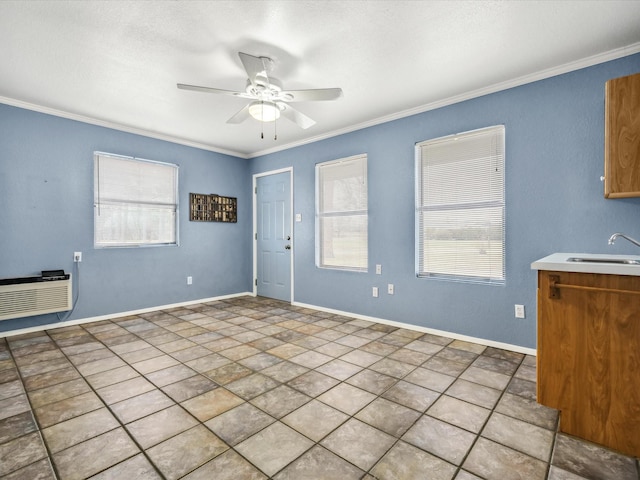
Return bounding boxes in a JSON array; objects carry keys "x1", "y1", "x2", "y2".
[{"x1": 608, "y1": 233, "x2": 640, "y2": 248}]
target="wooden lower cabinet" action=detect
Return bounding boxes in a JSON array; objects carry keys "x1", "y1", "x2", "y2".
[{"x1": 537, "y1": 270, "x2": 640, "y2": 457}]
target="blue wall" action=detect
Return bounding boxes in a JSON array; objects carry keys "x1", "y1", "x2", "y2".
[
  {"x1": 249, "y1": 54, "x2": 640, "y2": 349},
  {"x1": 0, "y1": 105, "x2": 252, "y2": 333},
  {"x1": 2, "y1": 54, "x2": 639, "y2": 347}
]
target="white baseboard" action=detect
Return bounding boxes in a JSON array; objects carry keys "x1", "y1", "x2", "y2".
[
  {"x1": 0, "y1": 292, "x2": 253, "y2": 339},
  {"x1": 292, "y1": 301, "x2": 537, "y2": 356},
  {"x1": 1, "y1": 292, "x2": 537, "y2": 357}
]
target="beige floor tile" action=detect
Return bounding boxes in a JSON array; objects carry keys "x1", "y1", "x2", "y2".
[
  {"x1": 145, "y1": 364, "x2": 197, "y2": 387},
  {"x1": 427, "y1": 395, "x2": 491, "y2": 434},
  {"x1": 52, "y1": 428, "x2": 139, "y2": 480},
  {"x1": 355, "y1": 397, "x2": 421, "y2": 437},
  {"x1": 21, "y1": 366, "x2": 80, "y2": 391},
  {"x1": 2, "y1": 297, "x2": 638, "y2": 480},
  {"x1": 161, "y1": 374, "x2": 217, "y2": 402},
  {"x1": 274, "y1": 445, "x2": 364, "y2": 480},
  {"x1": 182, "y1": 449, "x2": 266, "y2": 480},
  {"x1": 205, "y1": 402, "x2": 275, "y2": 445},
  {"x1": 315, "y1": 358, "x2": 363, "y2": 380},
  {"x1": 482, "y1": 412, "x2": 554, "y2": 461},
  {"x1": 0, "y1": 431, "x2": 48, "y2": 476},
  {"x1": 91, "y1": 453, "x2": 162, "y2": 479},
  {"x1": 463, "y1": 437, "x2": 547, "y2": 480},
  {"x1": 0, "y1": 411, "x2": 38, "y2": 444},
  {"x1": 320, "y1": 418, "x2": 395, "y2": 471},
  {"x1": 370, "y1": 441, "x2": 457, "y2": 480},
  {"x1": 403, "y1": 414, "x2": 475, "y2": 465},
  {"x1": 42, "y1": 407, "x2": 119, "y2": 453},
  {"x1": 28, "y1": 378, "x2": 91, "y2": 409},
  {"x1": 34, "y1": 391, "x2": 104, "y2": 428},
  {"x1": 111, "y1": 389, "x2": 175, "y2": 424},
  {"x1": 282, "y1": 399, "x2": 348, "y2": 442},
  {"x1": 96, "y1": 376, "x2": 156, "y2": 404},
  {"x1": 225, "y1": 373, "x2": 280, "y2": 400},
  {"x1": 250, "y1": 384, "x2": 310, "y2": 418},
  {"x1": 236, "y1": 422, "x2": 314, "y2": 477},
  {"x1": 126, "y1": 404, "x2": 198, "y2": 448},
  {"x1": 146, "y1": 425, "x2": 228, "y2": 480},
  {"x1": 2, "y1": 457, "x2": 56, "y2": 480},
  {"x1": 317, "y1": 383, "x2": 376, "y2": 415},
  {"x1": 382, "y1": 380, "x2": 440, "y2": 412},
  {"x1": 85, "y1": 365, "x2": 140, "y2": 389},
  {"x1": 181, "y1": 388, "x2": 244, "y2": 421}
]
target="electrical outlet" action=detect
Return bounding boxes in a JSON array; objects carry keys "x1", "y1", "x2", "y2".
[
  {"x1": 375, "y1": 264, "x2": 382, "y2": 275},
  {"x1": 515, "y1": 304, "x2": 525, "y2": 318},
  {"x1": 74, "y1": 251, "x2": 82, "y2": 262},
  {"x1": 187, "y1": 276, "x2": 193, "y2": 285},
  {"x1": 387, "y1": 283, "x2": 394, "y2": 295},
  {"x1": 372, "y1": 286, "x2": 379, "y2": 298}
]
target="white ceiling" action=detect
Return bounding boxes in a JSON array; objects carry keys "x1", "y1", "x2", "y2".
[{"x1": 1, "y1": 1, "x2": 639, "y2": 158}]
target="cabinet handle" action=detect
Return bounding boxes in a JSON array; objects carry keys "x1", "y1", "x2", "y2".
[{"x1": 548, "y1": 280, "x2": 640, "y2": 298}]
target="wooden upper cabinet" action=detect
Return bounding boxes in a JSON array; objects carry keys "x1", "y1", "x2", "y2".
[{"x1": 604, "y1": 72, "x2": 640, "y2": 198}]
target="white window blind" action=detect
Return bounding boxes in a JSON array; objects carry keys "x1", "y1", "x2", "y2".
[
  {"x1": 94, "y1": 153, "x2": 178, "y2": 247},
  {"x1": 316, "y1": 154, "x2": 368, "y2": 271},
  {"x1": 416, "y1": 126, "x2": 505, "y2": 284}
]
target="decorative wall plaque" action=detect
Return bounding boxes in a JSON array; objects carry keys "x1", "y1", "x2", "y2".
[{"x1": 189, "y1": 193, "x2": 237, "y2": 223}]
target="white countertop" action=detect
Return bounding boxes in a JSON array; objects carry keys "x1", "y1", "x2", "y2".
[{"x1": 531, "y1": 253, "x2": 640, "y2": 276}]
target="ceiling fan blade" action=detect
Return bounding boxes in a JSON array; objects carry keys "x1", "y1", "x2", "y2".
[
  {"x1": 177, "y1": 83, "x2": 253, "y2": 99},
  {"x1": 226, "y1": 104, "x2": 252, "y2": 124},
  {"x1": 278, "y1": 104, "x2": 316, "y2": 129},
  {"x1": 238, "y1": 52, "x2": 270, "y2": 86},
  {"x1": 279, "y1": 88, "x2": 343, "y2": 102}
]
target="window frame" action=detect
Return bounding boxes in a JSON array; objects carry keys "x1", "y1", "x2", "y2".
[
  {"x1": 94, "y1": 152, "x2": 179, "y2": 249},
  {"x1": 315, "y1": 154, "x2": 368, "y2": 272},
  {"x1": 415, "y1": 125, "x2": 505, "y2": 285}
]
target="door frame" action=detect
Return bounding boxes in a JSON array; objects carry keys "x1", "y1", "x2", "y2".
[{"x1": 252, "y1": 167, "x2": 294, "y2": 302}]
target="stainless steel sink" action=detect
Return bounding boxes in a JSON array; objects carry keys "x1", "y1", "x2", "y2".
[{"x1": 567, "y1": 257, "x2": 640, "y2": 265}]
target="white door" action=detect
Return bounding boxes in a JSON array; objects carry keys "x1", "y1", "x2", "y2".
[{"x1": 256, "y1": 171, "x2": 292, "y2": 301}]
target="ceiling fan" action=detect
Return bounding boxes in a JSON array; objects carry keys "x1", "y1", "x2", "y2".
[{"x1": 178, "y1": 52, "x2": 343, "y2": 131}]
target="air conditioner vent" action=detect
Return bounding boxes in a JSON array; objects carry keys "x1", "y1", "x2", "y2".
[{"x1": 0, "y1": 277, "x2": 72, "y2": 321}]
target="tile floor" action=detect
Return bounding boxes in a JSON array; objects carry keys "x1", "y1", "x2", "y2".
[{"x1": 0, "y1": 296, "x2": 638, "y2": 479}]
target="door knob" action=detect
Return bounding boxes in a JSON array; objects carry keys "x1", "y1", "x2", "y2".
[{"x1": 285, "y1": 245, "x2": 291, "y2": 250}]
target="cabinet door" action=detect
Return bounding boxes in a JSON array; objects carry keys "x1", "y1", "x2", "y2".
[
  {"x1": 537, "y1": 271, "x2": 640, "y2": 457},
  {"x1": 604, "y1": 72, "x2": 640, "y2": 198}
]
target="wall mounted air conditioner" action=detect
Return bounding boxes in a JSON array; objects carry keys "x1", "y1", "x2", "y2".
[{"x1": 0, "y1": 275, "x2": 72, "y2": 321}]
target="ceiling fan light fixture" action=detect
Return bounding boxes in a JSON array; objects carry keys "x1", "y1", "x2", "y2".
[
  {"x1": 178, "y1": 52, "x2": 341, "y2": 129},
  {"x1": 248, "y1": 101, "x2": 280, "y2": 122}
]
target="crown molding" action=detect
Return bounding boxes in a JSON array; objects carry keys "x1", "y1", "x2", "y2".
[
  {"x1": 0, "y1": 96, "x2": 250, "y2": 159},
  {"x1": 247, "y1": 42, "x2": 640, "y2": 158},
  {"x1": 2, "y1": 42, "x2": 638, "y2": 160}
]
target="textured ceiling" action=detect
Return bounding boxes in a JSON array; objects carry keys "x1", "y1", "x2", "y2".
[{"x1": 1, "y1": 1, "x2": 639, "y2": 158}]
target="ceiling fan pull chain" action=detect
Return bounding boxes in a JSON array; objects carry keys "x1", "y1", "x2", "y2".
[
  {"x1": 274, "y1": 116, "x2": 277, "y2": 141},
  {"x1": 260, "y1": 103, "x2": 264, "y2": 139}
]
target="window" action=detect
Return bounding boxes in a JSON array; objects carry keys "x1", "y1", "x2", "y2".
[
  {"x1": 316, "y1": 154, "x2": 368, "y2": 271},
  {"x1": 94, "y1": 152, "x2": 178, "y2": 247},
  {"x1": 416, "y1": 125, "x2": 505, "y2": 284}
]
